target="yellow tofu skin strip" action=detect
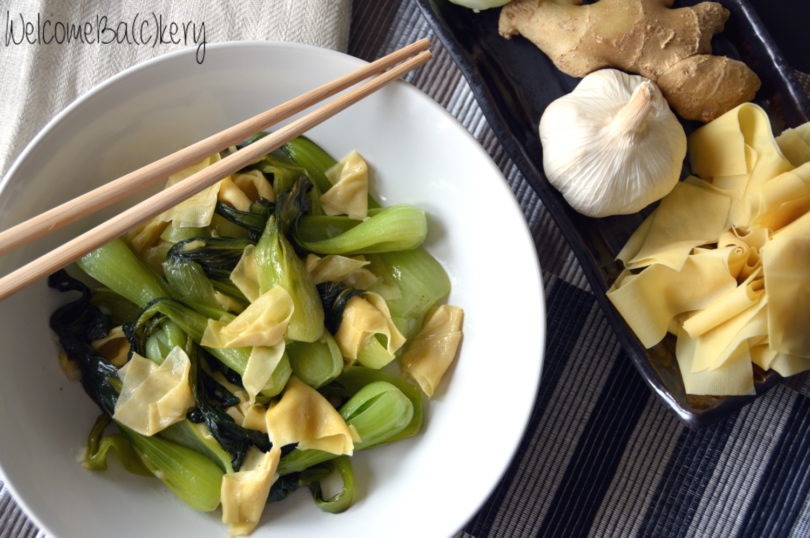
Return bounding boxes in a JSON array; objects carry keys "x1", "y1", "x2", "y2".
[
  {"x1": 159, "y1": 153, "x2": 223, "y2": 228},
  {"x1": 221, "y1": 446, "x2": 281, "y2": 537},
  {"x1": 609, "y1": 103, "x2": 810, "y2": 395},
  {"x1": 201, "y1": 286, "x2": 293, "y2": 349},
  {"x1": 335, "y1": 292, "x2": 406, "y2": 361},
  {"x1": 230, "y1": 244, "x2": 261, "y2": 302},
  {"x1": 112, "y1": 346, "x2": 195, "y2": 436},
  {"x1": 321, "y1": 150, "x2": 369, "y2": 220},
  {"x1": 619, "y1": 180, "x2": 731, "y2": 271},
  {"x1": 305, "y1": 253, "x2": 378, "y2": 289},
  {"x1": 400, "y1": 305, "x2": 464, "y2": 398},
  {"x1": 265, "y1": 377, "x2": 356, "y2": 456},
  {"x1": 761, "y1": 234, "x2": 810, "y2": 358},
  {"x1": 607, "y1": 248, "x2": 738, "y2": 348}
]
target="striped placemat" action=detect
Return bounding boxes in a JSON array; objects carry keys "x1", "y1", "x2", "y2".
[{"x1": 1, "y1": 1, "x2": 808, "y2": 537}]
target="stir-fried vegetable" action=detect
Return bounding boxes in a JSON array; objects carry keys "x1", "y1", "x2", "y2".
[
  {"x1": 48, "y1": 136, "x2": 463, "y2": 537},
  {"x1": 49, "y1": 271, "x2": 225, "y2": 511},
  {"x1": 255, "y1": 215, "x2": 325, "y2": 343},
  {"x1": 77, "y1": 238, "x2": 171, "y2": 308},
  {"x1": 295, "y1": 205, "x2": 428, "y2": 254}
]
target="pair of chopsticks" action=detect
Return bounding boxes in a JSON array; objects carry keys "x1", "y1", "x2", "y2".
[{"x1": 0, "y1": 39, "x2": 432, "y2": 301}]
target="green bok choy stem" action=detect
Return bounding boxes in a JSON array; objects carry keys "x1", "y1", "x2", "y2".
[
  {"x1": 160, "y1": 420, "x2": 234, "y2": 474},
  {"x1": 335, "y1": 366, "x2": 424, "y2": 443},
  {"x1": 356, "y1": 336, "x2": 396, "y2": 370},
  {"x1": 144, "y1": 320, "x2": 186, "y2": 364},
  {"x1": 287, "y1": 331, "x2": 344, "y2": 388},
  {"x1": 82, "y1": 414, "x2": 151, "y2": 476},
  {"x1": 308, "y1": 456, "x2": 355, "y2": 514},
  {"x1": 255, "y1": 215, "x2": 324, "y2": 343},
  {"x1": 340, "y1": 381, "x2": 414, "y2": 450},
  {"x1": 77, "y1": 238, "x2": 171, "y2": 308},
  {"x1": 296, "y1": 214, "x2": 359, "y2": 241},
  {"x1": 294, "y1": 205, "x2": 427, "y2": 255},
  {"x1": 123, "y1": 426, "x2": 224, "y2": 512},
  {"x1": 89, "y1": 287, "x2": 142, "y2": 326},
  {"x1": 280, "y1": 136, "x2": 336, "y2": 193},
  {"x1": 160, "y1": 223, "x2": 209, "y2": 244},
  {"x1": 371, "y1": 247, "x2": 451, "y2": 339},
  {"x1": 162, "y1": 257, "x2": 246, "y2": 314}
]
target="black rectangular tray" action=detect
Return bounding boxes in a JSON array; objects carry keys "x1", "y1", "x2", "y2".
[{"x1": 416, "y1": 0, "x2": 810, "y2": 427}]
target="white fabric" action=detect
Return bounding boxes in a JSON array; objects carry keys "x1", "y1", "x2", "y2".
[{"x1": 0, "y1": 0, "x2": 351, "y2": 176}]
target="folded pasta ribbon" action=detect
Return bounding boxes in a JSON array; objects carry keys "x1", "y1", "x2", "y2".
[
  {"x1": 221, "y1": 446, "x2": 282, "y2": 537},
  {"x1": 321, "y1": 150, "x2": 369, "y2": 220},
  {"x1": 335, "y1": 291, "x2": 406, "y2": 361},
  {"x1": 112, "y1": 346, "x2": 195, "y2": 436},
  {"x1": 305, "y1": 253, "x2": 377, "y2": 289},
  {"x1": 201, "y1": 286, "x2": 293, "y2": 402},
  {"x1": 201, "y1": 286, "x2": 293, "y2": 349},
  {"x1": 265, "y1": 376, "x2": 357, "y2": 455},
  {"x1": 400, "y1": 305, "x2": 464, "y2": 398},
  {"x1": 609, "y1": 103, "x2": 810, "y2": 395}
]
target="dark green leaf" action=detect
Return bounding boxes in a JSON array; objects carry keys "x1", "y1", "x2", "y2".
[
  {"x1": 275, "y1": 175, "x2": 312, "y2": 235},
  {"x1": 185, "y1": 342, "x2": 270, "y2": 471},
  {"x1": 236, "y1": 131, "x2": 270, "y2": 150},
  {"x1": 215, "y1": 198, "x2": 275, "y2": 241},
  {"x1": 167, "y1": 237, "x2": 253, "y2": 280},
  {"x1": 267, "y1": 464, "x2": 330, "y2": 503},
  {"x1": 317, "y1": 282, "x2": 364, "y2": 334},
  {"x1": 48, "y1": 270, "x2": 119, "y2": 416}
]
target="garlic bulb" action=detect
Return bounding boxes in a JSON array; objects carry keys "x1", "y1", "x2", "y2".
[{"x1": 539, "y1": 69, "x2": 687, "y2": 218}]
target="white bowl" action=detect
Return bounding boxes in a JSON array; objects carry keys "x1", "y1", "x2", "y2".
[{"x1": 0, "y1": 42, "x2": 545, "y2": 538}]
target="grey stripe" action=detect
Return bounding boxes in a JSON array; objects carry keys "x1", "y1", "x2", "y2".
[
  {"x1": 0, "y1": 485, "x2": 39, "y2": 538},
  {"x1": 408, "y1": 46, "x2": 464, "y2": 108},
  {"x1": 534, "y1": 208, "x2": 590, "y2": 290},
  {"x1": 686, "y1": 385, "x2": 795, "y2": 538},
  {"x1": 482, "y1": 303, "x2": 621, "y2": 536},
  {"x1": 588, "y1": 400, "x2": 683, "y2": 537},
  {"x1": 790, "y1": 491, "x2": 810, "y2": 538}
]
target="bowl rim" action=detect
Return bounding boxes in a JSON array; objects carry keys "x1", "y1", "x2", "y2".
[{"x1": 0, "y1": 39, "x2": 547, "y2": 537}]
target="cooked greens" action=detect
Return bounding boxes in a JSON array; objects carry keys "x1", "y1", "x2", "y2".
[
  {"x1": 48, "y1": 136, "x2": 461, "y2": 536},
  {"x1": 185, "y1": 342, "x2": 271, "y2": 471},
  {"x1": 295, "y1": 205, "x2": 428, "y2": 254},
  {"x1": 215, "y1": 199, "x2": 274, "y2": 241}
]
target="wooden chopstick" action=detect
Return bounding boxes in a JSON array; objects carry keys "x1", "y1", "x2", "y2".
[
  {"x1": 0, "y1": 38, "x2": 431, "y2": 257},
  {"x1": 0, "y1": 48, "x2": 433, "y2": 301}
]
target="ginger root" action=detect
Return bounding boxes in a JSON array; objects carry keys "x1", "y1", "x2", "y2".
[{"x1": 499, "y1": 0, "x2": 761, "y2": 122}]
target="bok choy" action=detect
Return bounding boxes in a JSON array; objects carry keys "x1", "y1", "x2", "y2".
[
  {"x1": 48, "y1": 135, "x2": 463, "y2": 536},
  {"x1": 48, "y1": 271, "x2": 224, "y2": 511}
]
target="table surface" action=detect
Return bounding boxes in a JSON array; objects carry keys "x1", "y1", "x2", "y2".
[{"x1": 1, "y1": 1, "x2": 808, "y2": 537}]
